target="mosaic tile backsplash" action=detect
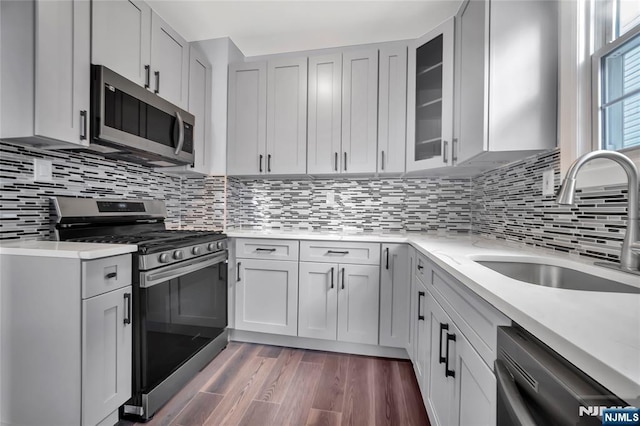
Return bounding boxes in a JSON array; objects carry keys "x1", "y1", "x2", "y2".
[
  {"x1": 226, "y1": 177, "x2": 473, "y2": 233},
  {"x1": 0, "y1": 142, "x2": 225, "y2": 240},
  {"x1": 471, "y1": 149, "x2": 630, "y2": 263}
]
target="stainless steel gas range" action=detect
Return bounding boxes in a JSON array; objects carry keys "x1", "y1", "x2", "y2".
[{"x1": 52, "y1": 196, "x2": 228, "y2": 420}]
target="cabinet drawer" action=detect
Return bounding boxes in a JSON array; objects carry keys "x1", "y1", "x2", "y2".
[
  {"x1": 430, "y1": 265, "x2": 510, "y2": 369},
  {"x1": 236, "y1": 239, "x2": 299, "y2": 261},
  {"x1": 300, "y1": 241, "x2": 380, "y2": 265},
  {"x1": 82, "y1": 254, "x2": 132, "y2": 299},
  {"x1": 415, "y1": 252, "x2": 429, "y2": 283}
]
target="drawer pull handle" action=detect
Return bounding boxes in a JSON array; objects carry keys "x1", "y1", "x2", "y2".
[
  {"x1": 256, "y1": 248, "x2": 277, "y2": 252},
  {"x1": 417, "y1": 263, "x2": 424, "y2": 271},
  {"x1": 124, "y1": 293, "x2": 131, "y2": 325},
  {"x1": 105, "y1": 272, "x2": 117, "y2": 279},
  {"x1": 445, "y1": 333, "x2": 456, "y2": 378},
  {"x1": 418, "y1": 291, "x2": 425, "y2": 320},
  {"x1": 439, "y1": 323, "x2": 449, "y2": 364},
  {"x1": 330, "y1": 267, "x2": 334, "y2": 289},
  {"x1": 327, "y1": 250, "x2": 349, "y2": 255}
]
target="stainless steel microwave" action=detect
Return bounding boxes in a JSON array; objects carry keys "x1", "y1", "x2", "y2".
[{"x1": 90, "y1": 65, "x2": 195, "y2": 167}]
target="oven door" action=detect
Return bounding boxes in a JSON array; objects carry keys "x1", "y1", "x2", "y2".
[{"x1": 138, "y1": 252, "x2": 227, "y2": 394}]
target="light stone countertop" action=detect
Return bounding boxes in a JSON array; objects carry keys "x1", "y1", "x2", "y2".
[
  {"x1": 227, "y1": 229, "x2": 640, "y2": 405},
  {"x1": 0, "y1": 240, "x2": 137, "y2": 260}
]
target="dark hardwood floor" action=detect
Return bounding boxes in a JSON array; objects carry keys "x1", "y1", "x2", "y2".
[{"x1": 121, "y1": 342, "x2": 429, "y2": 426}]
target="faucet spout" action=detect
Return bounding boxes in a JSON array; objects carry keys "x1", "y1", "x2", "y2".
[{"x1": 556, "y1": 150, "x2": 640, "y2": 271}]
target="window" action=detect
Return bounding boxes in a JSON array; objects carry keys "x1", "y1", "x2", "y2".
[{"x1": 593, "y1": 0, "x2": 640, "y2": 151}]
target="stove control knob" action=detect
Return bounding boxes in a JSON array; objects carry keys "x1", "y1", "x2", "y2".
[
  {"x1": 173, "y1": 250, "x2": 184, "y2": 260},
  {"x1": 207, "y1": 243, "x2": 216, "y2": 251},
  {"x1": 192, "y1": 246, "x2": 202, "y2": 255},
  {"x1": 216, "y1": 241, "x2": 224, "y2": 250},
  {"x1": 158, "y1": 253, "x2": 170, "y2": 263}
]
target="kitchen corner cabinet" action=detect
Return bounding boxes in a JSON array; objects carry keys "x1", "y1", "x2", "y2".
[
  {"x1": 378, "y1": 46, "x2": 408, "y2": 174},
  {"x1": 186, "y1": 45, "x2": 213, "y2": 174},
  {"x1": 227, "y1": 58, "x2": 307, "y2": 176},
  {"x1": 379, "y1": 244, "x2": 410, "y2": 348},
  {"x1": 453, "y1": 0, "x2": 557, "y2": 166},
  {"x1": 92, "y1": 1, "x2": 189, "y2": 108},
  {"x1": 0, "y1": 0, "x2": 90, "y2": 147},
  {"x1": 0, "y1": 253, "x2": 133, "y2": 426},
  {"x1": 406, "y1": 18, "x2": 454, "y2": 172},
  {"x1": 234, "y1": 239, "x2": 300, "y2": 336}
]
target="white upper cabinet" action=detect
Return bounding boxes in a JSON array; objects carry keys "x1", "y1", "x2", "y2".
[
  {"x1": 92, "y1": 1, "x2": 190, "y2": 108},
  {"x1": 227, "y1": 61, "x2": 267, "y2": 176},
  {"x1": 0, "y1": 0, "x2": 90, "y2": 147},
  {"x1": 341, "y1": 50, "x2": 379, "y2": 174},
  {"x1": 187, "y1": 45, "x2": 213, "y2": 174},
  {"x1": 92, "y1": 0, "x2": 151, "y2": 88},
  {"x1": 407, "y1": 18, "x2": 455, "y2": 172},
  {"x1": 266, "y1": 57, "x2": 308, "y2": 174},
  {"x1": 378, "y1": 46, "x2": 408, "y2": 174},
  {"x1": 150, "y1": 11, "x2": 190, "y2": 108},
  {"x1": 307, "y1": 54, "x2": 343, "y2": 174},
  {"x1": 453, "y1": 0, "x2": 557, "y2": 166}
]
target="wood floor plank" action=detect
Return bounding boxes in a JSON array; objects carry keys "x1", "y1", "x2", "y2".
[
  {"x1": 255, "y1": 347, "x2": 305, "y2": 404},
  {"x1": 203, "y1": 356, "x2": 277, "y2": 425},
  {"x1": 301, "y1": 349, "x2": 327, "y2": 364},
  {"x1": 306, "y1": 409, "x2": 342, "y2": 426},
  {"x1": 171, "y1": 392, "x2": 224, "y2": 426},
  {"x1": 397, "y1": 361, "x2": 430, "y2": 426},
  {"x1": 204, "y1": 343, "x2": 262, "y2": 395},
  {"x1": 144, "y1": 342, "x2": 242, "y2": 426},
  {"x1": 237, "y1": 401, "x2": 280, "y2": 426},
  {"x1": 373, "y1": 359, "x2": 410, "y2": 426},
  {"x1": 257, "y1": 345, "x2": 283, "y2": 358},
  {"x1": 272, "y1": 361, "x2": 323, "y2": 425},
  {"x1": 340, "y1": 355, "x2": 374, "y2": 426},
  {"x1": 311, "y1": 353, "x2": 349, "y2": 412}
]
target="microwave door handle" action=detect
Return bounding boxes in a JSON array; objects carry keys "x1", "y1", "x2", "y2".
[{"x1": 174, "y1": 111, "x2": 185, "y2": 155}]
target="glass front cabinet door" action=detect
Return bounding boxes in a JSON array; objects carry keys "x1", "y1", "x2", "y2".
[{"x1": 406, "y1": 18, "x2": 454, "y2": 172}]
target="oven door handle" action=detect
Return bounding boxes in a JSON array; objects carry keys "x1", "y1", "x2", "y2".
[{"x1": 140, "y1": 252, "x2": 227, "y2": 288}]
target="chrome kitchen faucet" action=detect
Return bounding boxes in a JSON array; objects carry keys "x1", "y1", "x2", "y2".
[{"x1": 557, "y1": 150, "x2": 640, "y2": 273}]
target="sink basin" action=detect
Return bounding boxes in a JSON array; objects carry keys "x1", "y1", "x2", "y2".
[{"x1": 476, "y1": 261, "x2": 640, "y2": 294}]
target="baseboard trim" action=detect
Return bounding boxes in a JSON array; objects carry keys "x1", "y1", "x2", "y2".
[{"x1": 229, "y1": 329, "x2": 410, "y2": 359}]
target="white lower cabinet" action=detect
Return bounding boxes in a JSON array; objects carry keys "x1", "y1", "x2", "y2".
[
  {"x1": 298, "y1": 262, "x2": 380, "y2": 345},
  {"x1": 379, "y1": 244, "x2": 410, "y2": 348},
  {"x1": 414, "y1": 275, "x2": 430, "y2": 397},
  {"x1": 82, "y1": 286, "x2": 133, "y2": 426},
  {"x1": 235, "y1": 258, "x2": 299, "y2": 336}
]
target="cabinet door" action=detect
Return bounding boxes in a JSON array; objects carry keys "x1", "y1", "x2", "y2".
[
  {"x1": 426, "y1": 292, "x2": 456, "y2": 426},
  {"x1": 379, "y1": 244, "x2": 410, "y2": 348},
  {"x1": 298, "y1": 262, "x2": 338, "y2": 340},
  {"x1": 414, "y1": 278, "x2": 429, "y2": 394},
  {"x1": 307, "y1": 54, "x2": 342, "y2": 174},
  {"x1": 92, "y1": 0, "x2": 151, "y2": 87},
  {"x1": 150, "y1": 11, "x2": 189, "y2": 108},
  {"x1": 188, "y1": 45, "x2": 213, "y2": 174},
  {"x1": 227, "y1": 61, "x2": 267, "y2": 176},
  {"x1": 378, "y1": 46, "x2": 407, "y2": 174},
  {"x1": 34, "y1": 0, "x2": 90, "y2": 146},
  {"x1": 337, "y1": 264, "x2": 380, "y2": 345},
  {"x1": 235, "y1": 259, "x2": 298, "y2": 336},
  {"x1": 452, "y1": 326, "x2": 496, "y2": 426},
  {"x1": 406, "y1": 18, "x2": 454, "y2": 171},
  {"x1": 342, "y1": 49, "x2": 378, "y2": 174},
  {"x1": 407, "y1": 246, "x2": 417, "y2": 361},
  {"x1": 82, "y1": 286, "x2": 132, "y2": 426},
  {"x1": 266, "y1": 57, "x2": 308, "y2": 174},
  {"x1": 454, "y1": 0, "x2": 488, "y2": 164}
]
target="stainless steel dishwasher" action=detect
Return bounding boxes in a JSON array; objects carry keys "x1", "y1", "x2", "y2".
[{"x1": 496, "y1": 326, "x2": 628, "y2": 426}]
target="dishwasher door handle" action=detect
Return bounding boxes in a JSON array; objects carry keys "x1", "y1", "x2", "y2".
[{"x1": 495, "y1": 359, "x2": 537, "y2": 426}]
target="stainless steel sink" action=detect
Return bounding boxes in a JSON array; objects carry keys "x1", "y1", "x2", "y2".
[{"x1": 476, "y1": 261, "x2": 640, "y2": 294}]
